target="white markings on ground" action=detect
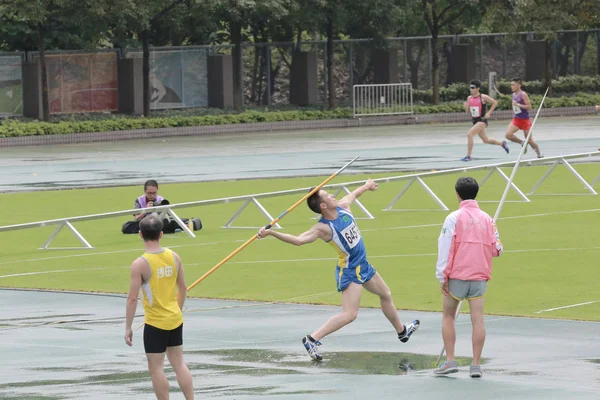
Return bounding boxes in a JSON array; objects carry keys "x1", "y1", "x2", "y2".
[
  {"x1": 535, "y1": 300, "x2": 600, "y2": 314},
  {"x1": 2, "y1": 246, "x2": 599, "y2": 279}
]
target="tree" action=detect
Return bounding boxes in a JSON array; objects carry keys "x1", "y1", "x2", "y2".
[
  {"x1": 343, "y1": 0, "x2": 403, "y2": 90},
  {"x1": 0, "y1": 0, "x2": 111, "y2": 121},
  {"x1": 419, "y1": 0, "x2": 489, "y2": 104},
  {"x1": 504, "y1": 0, "x2": 590, "y2": 95},
  {"x1": 208, "y1": 0, "x2": 288, "y2": 111}
]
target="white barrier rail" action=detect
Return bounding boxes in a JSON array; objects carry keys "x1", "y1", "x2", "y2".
[
  {"x1": 353, "y1": 83, "x2": 413, "y2": 117},
  {"x1": 0, "y1": 151, "x2": 598, "y2": 250}
]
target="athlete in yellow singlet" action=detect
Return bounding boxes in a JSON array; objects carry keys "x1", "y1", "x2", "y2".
[{"x1": 125, "y1": 215, "x2": 194, "y2": 400}]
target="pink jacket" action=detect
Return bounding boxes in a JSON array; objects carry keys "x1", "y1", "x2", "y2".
[{"x1": 436, "y1": 200, "x2": 503, "y2": 283}]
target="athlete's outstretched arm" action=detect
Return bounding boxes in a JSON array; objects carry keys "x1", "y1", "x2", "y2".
[
  {"x1": 257, "y1": 224, "x2": 325, "y2": 246},
  {"x1": 124, "y1": 258, "x2": 145, "y2": 346},
  {"x1": 338, "y1": 179, "x2": 378, "y2": 209}
]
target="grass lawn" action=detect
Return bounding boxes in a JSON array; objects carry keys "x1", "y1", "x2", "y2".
[{"x1": 1, "y1": 163, "x2": 598, "y2": 320}]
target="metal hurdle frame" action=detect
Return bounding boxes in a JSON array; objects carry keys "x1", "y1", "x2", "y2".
[{"x1": 0, "y1": 151, "x2": 598, "y2": 250}]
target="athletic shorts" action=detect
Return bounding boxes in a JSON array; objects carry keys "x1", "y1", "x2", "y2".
[
  {"x1": 335, "y1": 262, "x2": 376, "y2": 292},
  {"x1": 143, "y1": 323, "x2": 183, "y2": 353},
  {"x1": 512, "y1": 117, "x2": 532, "y2": 131},
  {"x1": 472, "y1": 118, "x2": 488, "y2": 127},
  {"x1": 448, "y1": 279, "x2": 487, "y2": 301}
]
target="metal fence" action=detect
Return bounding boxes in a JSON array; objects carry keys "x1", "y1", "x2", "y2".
[
  {"x1": 0, "y1": 54, "x2": 24, "y2": 117},
  {"x1": 125, "y1": 47, "x2": 210, "y2": 110},
  {"x1": 1, "y1": 30, "x2": 599, "y2": 116},
  {"x1": 353, "y1": 83, "x2": 413, "y2": 117}
]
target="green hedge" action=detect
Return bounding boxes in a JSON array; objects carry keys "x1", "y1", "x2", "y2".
[
  {"x1": 1, "y1": 93, "x2": 599, "y2": 138},
  {"x1": 413, "y1": 75, "x2": 600, "y2": 104}
]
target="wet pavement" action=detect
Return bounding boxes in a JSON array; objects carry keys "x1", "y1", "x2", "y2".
[
  {"x1": 0, "y1": 115, "x2": 599, "y2": 192},
  {"x1": 1, "y1": 289, "x2": 599, "y2": 399}
]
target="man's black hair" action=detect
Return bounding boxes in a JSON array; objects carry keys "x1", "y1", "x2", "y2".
[
  {"x1": 140, "y1": 215, "x2": 163, "y2": 241},
  {"x1": 144, "y1": 180, "x2": 159, "y2": 190},
  {"x1": 307, "y1": 188, "x2": 323, "y2": 214},
  {"x1": 455, "y1": 177, "x2": 479, "y2": 200}
]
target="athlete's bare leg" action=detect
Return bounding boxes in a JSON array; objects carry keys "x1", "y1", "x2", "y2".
[
  {"x1": 505, "y1": 123, "x2": 522, "y2": 144},
  {"x1": 311, "y1": 282, "x2": 362, "y2": 341},
  {"x1": 363, "y1": 272, "x2": 405, "y2": 333},
  {"x1": 466, "y1": 122, "x2": 487, "y2": 157},
  {"x1": 522, "y1": 129, "x2": 541, "y2": 154}
]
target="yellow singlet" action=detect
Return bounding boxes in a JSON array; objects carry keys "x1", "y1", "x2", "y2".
[{"x1": 139, "y1": 248, "x2": 183, "y2": 330}]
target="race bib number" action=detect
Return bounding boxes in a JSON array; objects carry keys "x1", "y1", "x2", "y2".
[
  {"x1": 469, "y1": 106, "x2": 481, "y2": 118},
  {"x1": 341, "y1": 221, "x2": 362, "y2": 249},
  {"x1": 512, "y1": 104, "x2": 521, "y2": 114}
]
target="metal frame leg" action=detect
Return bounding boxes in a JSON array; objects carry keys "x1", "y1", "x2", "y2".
[
  {"x1": 592, "y1": 173, "x2": 600, "y2": 187},
  {"x1": 251, "y1": 197, "x2": 282, "y2": 228},
  {"x1": 39, "y1": 220, "x2": 94, "y2": 250},
  {"x1": 167, "y1": 209, "x2": 196, "y2": 238},
  {"x1": 384, "y1": 177, "x2": 449, "y2": 211},
  {"x1": 529, "y1": 158, "x2": 597, "y2": 195},
  {"x1": 223, "y1": 199, "x2": 251, "y2": 228},
  {"x1": 417, "y1": 177, "x2": 449, "y2": 211},
  {"x1": 561, "y1": 158, "x2": 598, "y2": 195},
  {"x1": 223, "y1": 198, "x2": 282, "y2": 229},
  {"x1": 528, "y1": 160, "x2": 560, "y2": 195},
  {"x1": 384, "y1": 178, "x2": 416, "y2": 211},
  {"x1": 339, "y1": 186, "x2": 375, "y2": 219},
  {"x1": 478, "y1": 168, "x2": 495, "y2": 187},
  {"x1": 494, "y1": 167, "x2": 531, "y2": 202}
]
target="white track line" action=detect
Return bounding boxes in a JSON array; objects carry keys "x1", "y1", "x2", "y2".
[
  {"x1": 2, "y1": 207, "x2": 599, "y2": 268},
  {"x1": 0, "y1": 239, "x2": 247, "y2": 266},
  {"x1": 0, "y1": 267, "x2": 114, "y2": 279},
  {"x1": 361, "y1": 207, "x2": 600, "y2": 232},
  {"x1": 2, "y1": 246, "x2": 599, "y2": 279},
  {"x1": 535, "y1": 300, "x2": 600, "y2": 314}
]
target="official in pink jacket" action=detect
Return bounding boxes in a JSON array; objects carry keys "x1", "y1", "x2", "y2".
[{"x1": 434, "y1": 176, "x2": 503, "y2": 378}]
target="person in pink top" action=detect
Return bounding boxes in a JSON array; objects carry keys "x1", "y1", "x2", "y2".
[{"x1": 434, "y1": 176, "x2": 503, "y2": 378}]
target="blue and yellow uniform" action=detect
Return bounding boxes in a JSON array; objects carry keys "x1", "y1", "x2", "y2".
[{"x1": 319, "y1": 207, "x2": 376, "y2": 292}]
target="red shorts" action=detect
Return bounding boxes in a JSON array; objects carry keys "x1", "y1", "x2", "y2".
[{"x1": 512, "y1": 118, "x2": 532, "y2": 131}]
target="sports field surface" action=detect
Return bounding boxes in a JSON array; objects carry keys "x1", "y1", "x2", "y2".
[{"x1": 1, "y1": 116, "x2": 599, "y2": 399}]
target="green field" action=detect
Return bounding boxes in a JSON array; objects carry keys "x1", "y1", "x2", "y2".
[{"x1": 1, "y1": 163, "x2": 598, "y2": 321}]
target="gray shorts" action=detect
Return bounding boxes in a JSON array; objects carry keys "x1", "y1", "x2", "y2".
[{"x1": 448, "y1": 279, "x2": 487, "y2": 300}]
